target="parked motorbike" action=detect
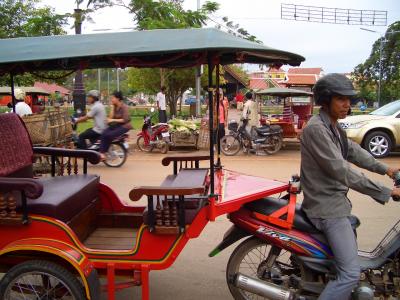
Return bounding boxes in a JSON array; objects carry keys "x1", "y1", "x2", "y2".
[
  {"x1": 221, "y1": 118, "x2": 283, "y2": 156},
  {"x1": 71, "y1": 116, "x2": 128, "y2": 167},
  {"x1": 137, "y1": 108, "x2": 170, "y2": 154},
  {"x1": 211, "y1": 175, "x2": 400, "y2": 300}
]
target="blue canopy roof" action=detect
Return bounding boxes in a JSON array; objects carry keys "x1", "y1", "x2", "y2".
[{"x1": 0, "y1": 28, "x2": 305, "y2": 74}]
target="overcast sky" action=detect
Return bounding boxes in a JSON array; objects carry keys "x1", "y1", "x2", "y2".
[{"x1": 41, "y1": 0, "x2": 400, "y2": 73}]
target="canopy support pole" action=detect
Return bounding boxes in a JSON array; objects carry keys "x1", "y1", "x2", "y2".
[
  {"x1": 207, "y1": 55, "x2": 215, "y2": 195},
  {"x1": 215, "y1": 64, "x2": 221, "y2": 168},
  {"x1": 10, "y1": 73, "x2": 16, "y2": 113}
]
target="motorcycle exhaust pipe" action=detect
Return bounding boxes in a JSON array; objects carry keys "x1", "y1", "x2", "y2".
[{"x1": 234, "y1": 273, "x2": 296, "y2": 300}]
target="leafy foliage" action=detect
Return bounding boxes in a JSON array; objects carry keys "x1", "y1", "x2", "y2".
[
  {"x1": 0, "y1": 0, "x2": 68, "y2": 86},
  {"x1": 353, "y1": 21, "x2": 400, "y2": 104},
  {"x1": 0, "y1": 0, "x2": 66, "y2": 38},
  {"x1": 218, "y1": 16, "x2": 261, "y2": 43},
  {"x1": 120, "y1": 0, "x2": 219, "y2": 115}
]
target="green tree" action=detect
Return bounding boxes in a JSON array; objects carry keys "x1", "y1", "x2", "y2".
[
  {"x1": 121, "y1": 0, "x2": 219, "y2": 115},
  {"x1": 0, "y1": 0, "x2": 67, "y2": 38},
  {"x1": 0, "y1": 0, "x2": 68, "y2": 86},
  {"x1": 353, "y1": 21, "x2": 400, "y2": 104}
]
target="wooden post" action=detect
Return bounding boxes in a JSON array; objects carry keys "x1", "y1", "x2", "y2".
[
  {"x1": 216, "y1": 64, "x2": 221, "y2": 168},
  {"x1": 207, "y1": 55, "x2": 215, "y2": 195},
  {"x1": 10, "y1": 73, "x2": 16, "y2": 113}
]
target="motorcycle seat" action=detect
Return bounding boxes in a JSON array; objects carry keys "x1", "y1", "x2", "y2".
[
  {"x1": 244, "y1": 197, "x2": 360, "y2": 234},
  {"x1": 254, "y1": 125, "x2": 282, "y2": 135},
  {"x1": 152, "y1": 123, "x2": 168, "y2": 130}
]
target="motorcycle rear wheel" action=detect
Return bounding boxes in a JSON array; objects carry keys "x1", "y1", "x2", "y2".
[
  {"x1": 159, "y1": 140, "x2": 169, "y2": 154},
  {"x1": 264, "y1": 135, "x2": 283, "y2": 155},
  {"x1": 104, "y1": 143, "x2": 127, "y2": 167},
  {"x1": 136, "y1": 136, "x2": 153, "y2": 152},
  {"x1": 226, "y1": 237, "x2": 299, "y2": 300},
  {"x1": 221, "y1": 135, "x2": 241, "y2": 156}
]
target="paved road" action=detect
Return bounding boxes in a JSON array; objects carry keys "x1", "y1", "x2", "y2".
[{"x1": 92, "y1": 144, "x2": 400, "y2": 300}]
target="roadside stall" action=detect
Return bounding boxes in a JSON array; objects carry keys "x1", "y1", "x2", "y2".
[
  {"x1": 256, "y1": 87, "x2": 313, "y2": 139},
  {"x1": 0, "y1": 86, "x2": 50, "y2": 113},
  {"x1": 0, "y1": 28, "x2": 307, "y2": 300}
]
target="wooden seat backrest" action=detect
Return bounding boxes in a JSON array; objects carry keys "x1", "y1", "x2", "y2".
[{"x1": 0, "y1": 114, "x2": 33, "y2": 178}]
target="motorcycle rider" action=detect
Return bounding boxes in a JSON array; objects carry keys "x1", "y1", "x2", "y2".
[
  {"x1": 300, "y1": 73, "x2": 400, "y2": 300},
  {"x1": 75, "y1": 90, "x2": 107, "y2": 149}
]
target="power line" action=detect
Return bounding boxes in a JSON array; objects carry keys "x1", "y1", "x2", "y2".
[{"x1": 281, "y1": 3, "x2": 387, "y2": 26}]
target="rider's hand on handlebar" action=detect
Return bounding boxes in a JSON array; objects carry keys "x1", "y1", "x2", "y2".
[
  {"x1": 386, "y1": 168, "x2": 400, "y2": 179},
  {"x1": 391, "y1": 188, "x2": 400, "y2": 201}
]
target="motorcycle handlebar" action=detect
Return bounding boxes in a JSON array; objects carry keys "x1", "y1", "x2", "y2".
[{"x1": 392, "y1": 172, "x2": 400, "y2": 202}]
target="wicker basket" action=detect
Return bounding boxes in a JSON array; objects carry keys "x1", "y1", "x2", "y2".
[
  {"x1": 21, "y1": 113, "x2": 52, "y2": 145},
  {"x1": 171, "y1": 130, "x2": 199, "y2": 148},
  {"x1": 197, "y1": 118, "x2": 210, "y2": 149},
  {"x1": 22, "y1": 108, "x2": 72, "y2": 146},
  {"x1": 47, "y1": 108, "x2": 71, "y2": 144}
]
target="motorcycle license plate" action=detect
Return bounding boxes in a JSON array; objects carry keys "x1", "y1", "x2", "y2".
[
  {"x1": 162, "y1": 132, "x2": 170, "y2": 137},
  {"x1": 123, "y1": 142, "x2": 129, "y2": 149}
]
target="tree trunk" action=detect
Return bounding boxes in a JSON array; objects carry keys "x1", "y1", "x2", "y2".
[
  {"x1": 179, "y1": 93, "x2": 183, "y2": 114},
  {"x1": 167, "y1": 94, "x2": 177, "y2": 117},
  {"x1": 160, "y1": 68, "x2": 165, "y2": 87}
]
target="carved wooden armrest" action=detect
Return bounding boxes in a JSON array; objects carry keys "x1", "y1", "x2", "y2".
[
  {"x1": 0, "y1": 177, "x2": 43, "y2": 199},
  {"x1": 33, "y1": 147, "x2": 101, "y2": 176},
  {"x1": 33, "y1": 147, "x2": 101, "y2": 164},
  {"x1": 161, "y1": 155, "x2": 210, "y2": 175},
  {"x1": 129, "y1": 186, "x2": 205, "y2": 202},
  {"x1": 129, "y1": 186, "x2": 205, "y2": 234},
  {"x1": 0, "y1": 177, "x2": 43, "y2": 224}
]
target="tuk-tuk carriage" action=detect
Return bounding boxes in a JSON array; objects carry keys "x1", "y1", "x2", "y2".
[
  {"x1": 256, "y1": 87, "x2": 313, "y2": 139},
  {"x1": 0, "y1": 86, "x2": 50, "y2": 113},
  {"x1": 0, "y1": 28, "x2": 304, "y2": 299}
]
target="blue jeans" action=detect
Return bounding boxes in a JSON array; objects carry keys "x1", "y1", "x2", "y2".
[
  {"x1": 99, "y1": 126, "x2": 128, "y2": 153},
  {"x1": 310, "y1": 217, "x2": 360, "y2": 300}
]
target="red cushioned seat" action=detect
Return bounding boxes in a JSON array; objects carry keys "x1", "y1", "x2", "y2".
[{"x1": 23, "y1": 174, "x2": 99, "y2": 223}]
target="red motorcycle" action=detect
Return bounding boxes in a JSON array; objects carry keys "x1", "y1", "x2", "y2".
[
  {"x1": 137, "y1": 108, "x2": 170, "y2": 154},
  {"x1": 210, "y1": 175, "x2": 400, "y2": 300}
]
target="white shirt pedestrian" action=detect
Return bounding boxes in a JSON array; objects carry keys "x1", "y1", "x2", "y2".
[
  {"x1": 156, "y1": 91, "x2": 166, "y2": 110},
  {"x1": 15, "y1": 101, "x2": 32, "y2": 117}
]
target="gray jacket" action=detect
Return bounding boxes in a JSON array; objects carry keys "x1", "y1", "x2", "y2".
[{"x1": 300, "y1": 109, "x2": 392, "y2": 219}]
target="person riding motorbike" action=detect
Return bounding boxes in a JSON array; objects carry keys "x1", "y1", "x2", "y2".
[
  {"x1": 99, "y1": 91, "x2": 132, "y2": 160},
  {"x1": 300, "y1": 73, "x2": 400, "y2": 300},
  {"x1": 75, "y1": 90, "x2": 107, "y2": 149}
]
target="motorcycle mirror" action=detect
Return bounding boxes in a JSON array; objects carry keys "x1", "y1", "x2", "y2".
[{"x1": 150, "y1": 107, "x2": 155, "y2": 113}]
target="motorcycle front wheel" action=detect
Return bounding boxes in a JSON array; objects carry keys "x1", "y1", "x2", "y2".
[
  {"x1": 221, "y1": 135, "x2": 241, "y2": 156},
  {"x1": 226, "y1": 237, "x2": 300, "y2": 300},
  {"x1": 104, "y1": 143, "x2": 127, "y2": 167},
  {"x1": 136, "y1": 136, "x2": 153, "y2": 152},
  {"x1": 264, "y1": 135, "x2": 283, "y2": 155}
]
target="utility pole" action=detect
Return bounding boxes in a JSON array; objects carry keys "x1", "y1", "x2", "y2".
[
  {"x1": 98, "y1": 68, "x2": 101, "y2": 95},
  {"x1": 195, "y1": 0, "x2": 202, "y2": 116},
  {"x1": 72, "y1": 8, "x2": 86, "y2": 113}
]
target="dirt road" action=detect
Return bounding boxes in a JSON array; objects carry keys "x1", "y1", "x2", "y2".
[{"x1": 94, "y1": 146, "x2": 400, "y2": 300}]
